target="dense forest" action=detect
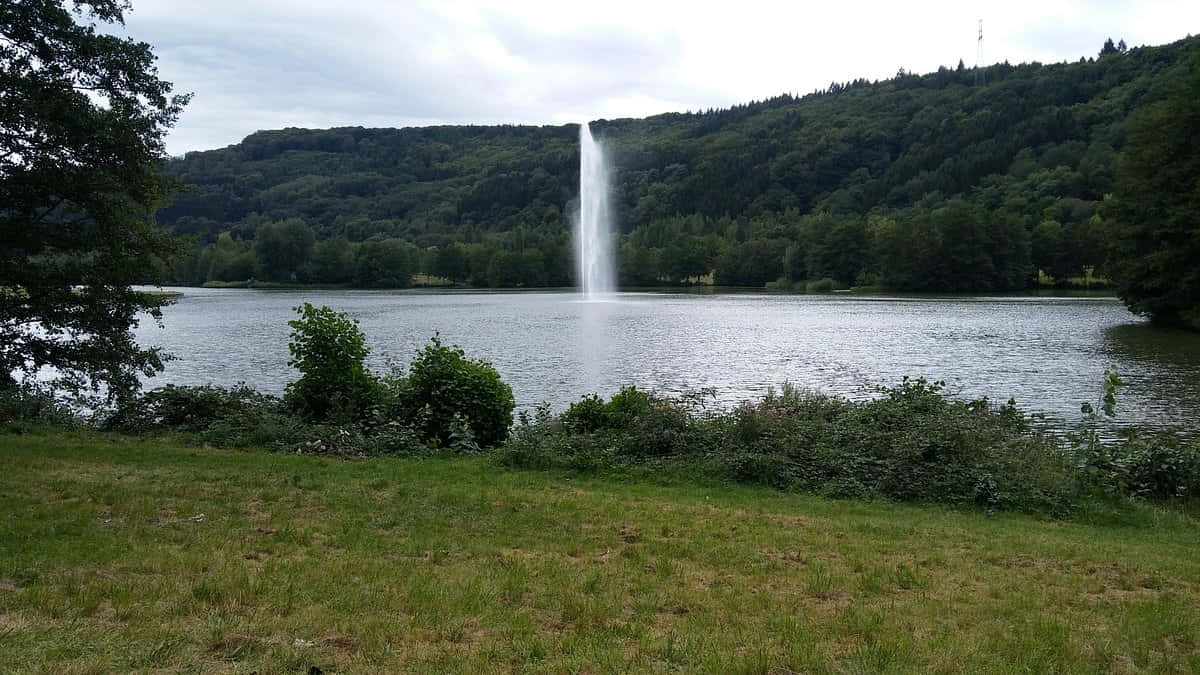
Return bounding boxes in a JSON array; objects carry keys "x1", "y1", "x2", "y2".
[{"x1": 158, "y1": 36, "x2": 1199, "y2": 294}]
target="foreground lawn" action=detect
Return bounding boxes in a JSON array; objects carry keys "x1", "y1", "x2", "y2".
[{"x1": 1, "y1": 430, "x2": 1198, "y2": 673}]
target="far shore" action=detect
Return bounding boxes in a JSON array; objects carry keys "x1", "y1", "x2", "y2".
[{"x1": 154, "y1": 281, "x2": 1117, "y2": 299}]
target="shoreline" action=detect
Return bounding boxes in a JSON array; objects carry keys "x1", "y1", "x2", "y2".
[{"x1": 155, "y1": 281, "x2": 1118, "y2": 299}]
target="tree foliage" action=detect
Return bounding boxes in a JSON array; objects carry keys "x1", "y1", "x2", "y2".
[
  {"x1": 284, "y1": 303, "x2": 377, "y2": 422},
  {"x1": 0, "y1": 0, "x2": 188, "y2": 395},
  {"x1": 1103, "y1": 59, "x2": 1200, "y2": 329},
  {"x1": 254, "y1": 218, "x2": 314, "y2": 281},
  {"x1": 388, "y1": 336, "x2": 515, "y2": 448}
]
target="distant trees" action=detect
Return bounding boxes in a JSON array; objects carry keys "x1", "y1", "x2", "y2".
[
  {"x1": 254, "y1": 219, "x2": 314, "y2": 281},
  {"x1": 355, "y1": 238, "x2": 413, "y2": 288},
  {"x1": 714, "y1": 240, "x2": 784, "y2": 287},
  {"x1": 308, "y1": 237, "x2": 356, "y2": 284},
  {"x1": 434, "y1": 243, "x2": 469, "y2": 281},
  {"x1": 152, "y1": 35, "x2": 1200, "y2": 296},
  {"x1": 1104, "y1": 60, "x2": 1200, "y2": 329}
]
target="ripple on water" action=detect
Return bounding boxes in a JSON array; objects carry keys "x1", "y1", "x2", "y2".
[{"x1": 134, "y1": 288, "x2": 1200, "y2": 432}]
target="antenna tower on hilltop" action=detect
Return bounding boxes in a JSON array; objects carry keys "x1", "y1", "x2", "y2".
[{"x1": 975, "y1": 19, "x2": 984, "y2": 85}]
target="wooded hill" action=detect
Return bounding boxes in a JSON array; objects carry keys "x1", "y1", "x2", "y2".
[{"x1": 159, "y1": 36, "x2": 1200, "y2": 292}]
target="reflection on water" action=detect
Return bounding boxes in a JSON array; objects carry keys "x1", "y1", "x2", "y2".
[
  {"x1": 1100, "y1": 323, "x2": 1200, "y2": 431},
  {"x1": 135, "y1": 288, "x2": 1200, "y2": 432}
]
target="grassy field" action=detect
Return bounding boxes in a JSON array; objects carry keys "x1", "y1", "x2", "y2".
[{"x1": 2, "y1": 430, "x2": 1198, "y2": 673}]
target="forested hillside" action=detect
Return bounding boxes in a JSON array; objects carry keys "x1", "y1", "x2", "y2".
[{"x1": 159, "y1": 36, "x2": 1199, "y2": 292}]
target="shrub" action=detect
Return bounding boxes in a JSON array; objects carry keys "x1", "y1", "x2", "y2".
[
  {"x1": 764, "y1": 277, "x2": 799, "y2": 292},
  {"x1": 807, "y1": 277, "x2": 836, "y2": 293},
  {"x1": 284, "y1": 303, "x2": 379, "y2": 423},
  {"x1": 562, "y1": 386, "x2": 655, "y2": 433},
  {"x1": 1077, "y1": 429, "x2": 1200, "y2": 501},
  {"x1": 503, "y1": 378, "x2": 1084, "y2": 515},
  {"x1": 107, "y1": 383, "x2": 317, "y2": 449},
  {"x1": 0, "y1": 383, "x2": 78, "y2": 429},
  {"x1": 111, "y1": 384, "x2": 282, "y2": 433},
  {"x1": 1119, "y1": 432, "x2": 1200, "y2": 500},
  {"x1": 387, "y1": 336, "x2": 514, "y2": 448},
  {"x1": 562, "y1": 394, "x2": 607, "y2": 433}
]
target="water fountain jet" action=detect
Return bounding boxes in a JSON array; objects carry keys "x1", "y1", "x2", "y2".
[{"x1": 577, "y1": 122, "x2": 614, "y2": 299}]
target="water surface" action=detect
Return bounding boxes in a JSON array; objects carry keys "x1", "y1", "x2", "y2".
[{"x1": 135, "y1": 289, "x2": 1200, "y2": 431}]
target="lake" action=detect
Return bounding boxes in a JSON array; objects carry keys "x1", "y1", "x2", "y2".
[{"x1": 134, "y1": 288, "x2": 1200, "y2": 432}]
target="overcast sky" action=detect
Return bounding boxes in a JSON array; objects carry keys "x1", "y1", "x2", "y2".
[{"x1": 116, "y1": 0, "x2": 1200, "y2": 156}]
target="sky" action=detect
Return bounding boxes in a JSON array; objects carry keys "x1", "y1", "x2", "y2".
[{"x1": 114, "y1": 0, "x2": 1200, "y2": 156}]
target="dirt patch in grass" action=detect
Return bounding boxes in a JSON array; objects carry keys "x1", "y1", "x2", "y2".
[{"x1": 209, "y1": 633, "x2": 267, "y2": 658}]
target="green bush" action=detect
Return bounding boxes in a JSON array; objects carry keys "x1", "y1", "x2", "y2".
[
  {"x1": 0, "y1": 383, "x2": 79, "y2": 429},
  {"x1": 503, "y1": 378, "x2": 1086, "y2": 515},
  {"x1": 111, "y1": 384, "x2": 282, "y2": 433},
  {"x1": 562, "y1": 386, "x2": 655, "y2": 433},
  {"x1": 807, "y1": 277, "x2": 836, "y2": 293},
  {"x1": 561, "y1": 394, "x2": 607, "y2": 433},
  {"x1": 764, "y1": 277, "x2": 800, "y2": 292},
  {"x1": 1120, "y1": 433, "x2": 1200, "y2": 500},
  {"x1": 99, "y1": 316, "x2": 519, "y2": 457},
  {"x1": 107, "y1": 383, "x2": 315, "y2": 449},
  {"x1": 1076, "y1": 429, "x2": 1200, "y2": 501},
  {"x1": 107, "y1": 382, "x2": 434, "y2": 456},
  {"x1": 284, "y1": 303, "x2": 380, "y2": 423},
  {"x1": 387, "y1": 336, "x2": 514, "y2": 448}
]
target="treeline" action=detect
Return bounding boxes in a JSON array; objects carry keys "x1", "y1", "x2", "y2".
[
  {"x1": 171, "y1": 200, "x2": 1097, "y2": 292},
  {"x1": 160, "y1": 36, "x2": 1199, "y2": 291},
  {"x1": 620, "y1": 200, "x2": 1093, "y2": 291},
  {"x1": 172, "y1": 218, "x2": 573, "y2": 288}
]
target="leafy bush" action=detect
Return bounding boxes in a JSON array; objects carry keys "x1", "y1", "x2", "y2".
[
  {"x1": 562, "y1": 386, "x2": 655, "y2": 433},
  {"x1": 503, "y1": 379, "x2": 1084, "y2": 515},
  {"x1": 1075, "y1": 429, "x2": 1200, "y2": 501},
  {"x1": 111, "y1": 384, "x2": 282, "y2": 433},
  {"x1": 107, "y1": 383, "x2": 314, "y2": 449},
  {"x1": 0, "y1": 383, "x2": 79, "y2": 430},
  {"x1": 561, "y1": 394, "x2": 607, "y2": 433},
  {"x1": 807, "y1": 277, "x2": 836, "y2": 293},
  {"x1": 284, "y1": 303, "x2": 380, "y2": 423},
  {"x1": 512, "y1": 374, "x2": 1200, "y2": 516},
  {"x1": 387, "y1": 336, "x2": 514, "y2": 448},
  {"x1": 99, "y1": 315, "x2": 518, "y2": 457},
  {"x1": 1119, "y1": 432, "x2": 1200, "y2": 500},
  {"x1": 107, "y1": 382, "x2": 435, "y2": 456}
]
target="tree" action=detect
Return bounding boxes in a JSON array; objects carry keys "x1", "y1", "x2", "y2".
[
  {"x1": 307, "y1": 237, "x2": 356, "y2": 284},
  {"x1": 284, "y1": 303, "x2": 377, "y2": 422},
  {"x1": 1104, "y1": 60, "x2": 1200, "y2": 330},
  {"x1": 253, "y1": 218, "x2": 315, "y2": 281},
  {"x1": 0, "y1": 1, "x2": 189, "y2": 396},
  {"x1": 207, "y1": 232, "x2": 254, "y2": 281},
  {"x1": 433, "y1": 243, "x2": 468, "y2": 282},
  {"x1": 354, "y1": 237, "x2": 412, "y2": 288},
  {"x1": 714, "y1": 239, "x2": 784, "y2": 287}
]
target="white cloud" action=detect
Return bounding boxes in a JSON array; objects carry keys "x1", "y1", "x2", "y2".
[{"x1": 116, "y1": 0, "x2": 1200, "y2": 154}]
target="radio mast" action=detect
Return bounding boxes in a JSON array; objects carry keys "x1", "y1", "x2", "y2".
[{"x1": 975, "y1": 19, "x2": 984, "y2": 85}]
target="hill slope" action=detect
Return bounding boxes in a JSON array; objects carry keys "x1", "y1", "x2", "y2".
[{"x1": 159, "y1": 36, "x2": 1200, "y2": 291}]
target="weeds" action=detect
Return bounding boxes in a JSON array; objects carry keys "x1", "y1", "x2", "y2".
[{"x1": 503, "y1": 378, "x2": 1199, "y2": 516}]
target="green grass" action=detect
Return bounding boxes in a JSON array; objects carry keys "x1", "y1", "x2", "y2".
[{"x1": 2, "y1": 429, "x2": 1198, "y2": 673}]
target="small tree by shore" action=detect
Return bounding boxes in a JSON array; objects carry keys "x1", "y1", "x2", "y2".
[{"x1": 285, "y1": 303, "x2": 378, "y2": 423}]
